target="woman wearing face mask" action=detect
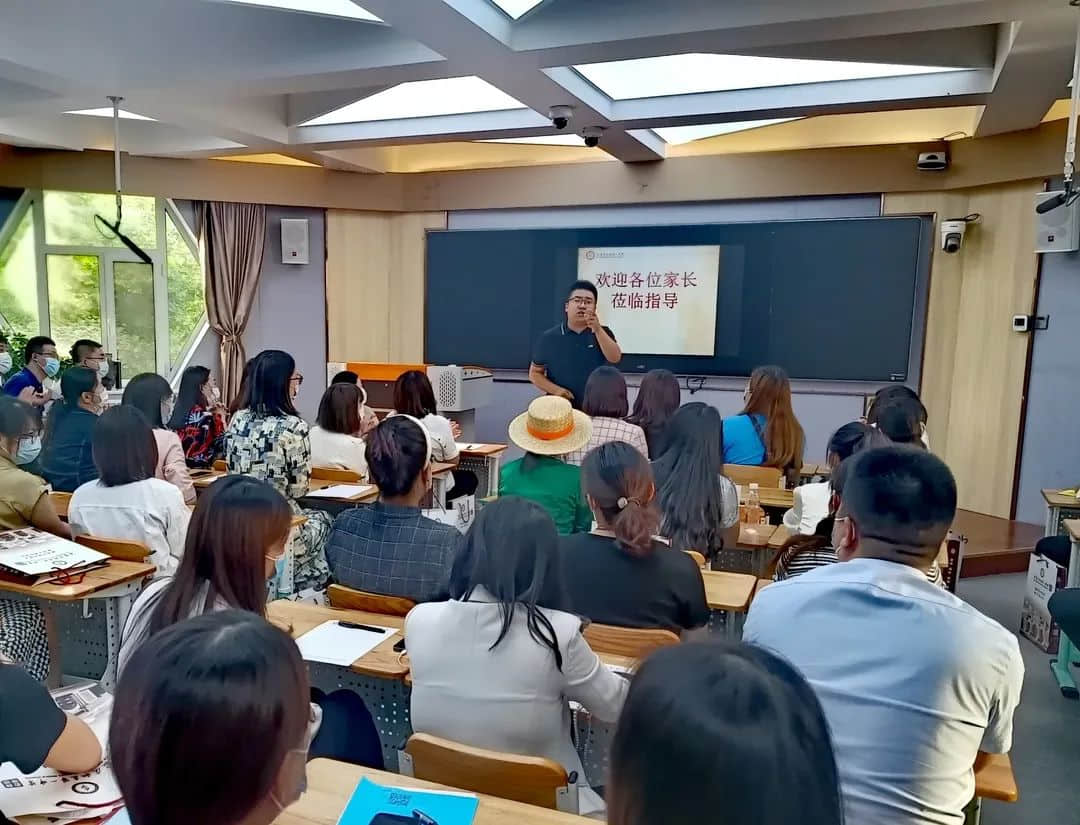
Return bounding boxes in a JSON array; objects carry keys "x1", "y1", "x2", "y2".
[
  {"x1": 0, "y1": 396, "x2": 71, "y2": 682},
  {"x1": 110, "y1": 611, "x2": 315, "y2": 825},
  {"x1": 225, "y1": 350, "x2": 332, "y2": 595},
  {"x1": 39, "y1": 366, "x2": 103, "y2": 493},
  {"x1": 122, "y1": 373, "x2": 195, "y2": 503},
  {"x1": 0, "y1": 333, "x2": 12, "y2": 390},
  {"x1": 115, "y1": 476, "x2": 384, "y2": 768},
  {"x1": 167, "y1": 365, "x2": 226, "y2": 468}
]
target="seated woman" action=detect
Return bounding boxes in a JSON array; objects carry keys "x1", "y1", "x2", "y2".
[
  {"x1": 331, "y1": 370, "x2": 379, "y2": 437},
  {"x1": 652, "y1": 403, "x2": 739, "y2": 563},
  {"x1": 499, "y1": 396, "x2": 593, "y2": 535},
  {"x1": 110, "y1": 611, "x2": 314, "y2": 825},
  {"x1": 40, "y1": 366, "x2": 102, "y2": 493},
  {"x1": 562, "y1": 441, "x2": 708, "y2": 633},
  {"x1": 0, "y1": 396, "x2": 70, "y2": 681},
  {"x1": 564, "y1": 366, "x2": 649, "y2": 465},
  {"x1": 627, "y1": 368, "x2": 681, "y2": 458},
  {"x1": 167, "y1": 365, "x2": 226, "y2": 468},
  {"x1": 123, "y1": 373, "x2": 196, "y2": 504},
  {"x1": 326, "y1": 416, "x2": 459, "y2": 604},
  {"x1": 722, "y1": 365, "x2": 804, "y2": 484},
  {"x1": 116, "y1": 477, "x2": 383, "y2": 768},
  {"x1": 226, "y1": 350, "x2": 332, "y2": 594},
  {"x1": 607, "y1": 643, "x2": 843, "y2": 825},
  {"x1": 309, "y1": 383, "x2": 369, "y2": 479},
  {"x1": 867, "y1": 384, "x2": 929, "y2": 447},
  {"x1": 783, "y1": 421, "x2": 869, "y2": 535},
  {"x1": 69, "y1": 406, "x2": 190, "y2": 576},
  {"x1": 392, "y1": 370, "x2": 476, "y2": 500},
  {"x1": 407, "y1": 496, "x2": 627, "y2": 817},
  {"x1": 1, "y1": 657, "x2": 102, "y2": 823}
]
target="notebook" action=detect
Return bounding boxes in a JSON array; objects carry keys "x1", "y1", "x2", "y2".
[
  {"x1": 339, "y1": 777, "x2": 478, "y2": 825},
  {"x1": 305, "y1": 484, "x2": 377, "y2": 500},
  {"x1": 0, "y1": 528, "x2": 109, "y2": 581}
]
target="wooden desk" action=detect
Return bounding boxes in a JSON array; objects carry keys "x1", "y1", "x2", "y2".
[
  {"x1": 737, "y1": 523, "x2": 776, "y2": 548},
  {"x1": 973, "y1": 752, "x2": 1018, "y2": 803},
  {"x1": 0, "y1": 559, "x2": 153, "y2": 601},
  {"x1": 457, "y1": 443, "x2": 508, "y2": 498},
  {"x1": 304, "y1": 479, "x2": 379, "y2": 503},
  {"x1": 1042, "y1": 488, "x2": 1080, "y2": 537},
  {"x1": 276, "y1": 760, "x2": 590, "y2": 825},
  {"x1": 701, "y1": 571, "x2": 756, "y2": 614},
  {"x1": 767, "y1": 524, "x2": 792, "y2": 549},
  {"x1": 192, "y1": 469, "x2": 228, "y2": 490},
  {"x1": 758, "y1": 487, "x2": 794, "y2": 510},
  {"x1": 268, "y1": 600, "x2": 407, "y2": 680}
]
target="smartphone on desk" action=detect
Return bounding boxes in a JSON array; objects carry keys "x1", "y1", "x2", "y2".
[{"x1": 393, "y1": 638, "x2": 406, "y2": 653}]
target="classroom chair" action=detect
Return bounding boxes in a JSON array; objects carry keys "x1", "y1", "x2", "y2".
[
  {"x1": 312, "y1": 466, "x2": 363, "y2": 483},
  {"x1": 327, "y1": 583, "x2": 416, "y2": 617},
  {"x1": 582, "y1": 623, "x2": 680, "y2": 659},
  {"x1": 74, "y1": 534, "x2": 151, "y2": 562},
  {"x1": 685, "y1": 550, "x2": 707, "y2": 568},
  {"x1": 723, "y1": 464, "x2": 783, "y2": 488},
  {"x1": 48, "y1": 491, "x2": 72, "y2": 520},
  {"x1": 213, "y1": 459, "x2": 227, "y2": 472},
  {"x1": 399, "y1": 733, "x2": 578, "y2": 813}
]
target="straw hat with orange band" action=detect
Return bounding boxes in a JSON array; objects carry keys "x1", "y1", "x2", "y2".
[{"x1": 508, "y1": 395, "x2": 592, "y2": 456}]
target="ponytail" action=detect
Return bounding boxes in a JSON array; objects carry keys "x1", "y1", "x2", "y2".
[{"x1": 581, "y1": 441, "x2": 660, "y2": 557}]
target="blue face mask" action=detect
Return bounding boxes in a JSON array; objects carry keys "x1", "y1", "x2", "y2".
[
  {"x1": 41, "y1": 356, "x2": 60, "y2": 378},
  {"x1": 15, "y1": 435, "x2": 42, "y2": 466}
]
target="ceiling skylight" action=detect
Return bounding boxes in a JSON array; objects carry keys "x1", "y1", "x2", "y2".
[
  {"x1": 575, "y1": 54, "x2": 959, "y2": 100},
  {"x1": 489, "y1": 0, "x2": 545, "y2": 19},
  {"x1": 480, "y1": 134, "x2": 586, "y2": 146},
  {"x1": 66, "y1": 108, "x2": 156, "y2": 121},
  {"x1": 214, "y1": 0, "x2": 381, "y2": 22},
  {"x1": 654, "y1": 118, "x2": 800, "y2": 145},
  {"x1": 303, "y1": 77, "x2": 525, "y2": 125}
]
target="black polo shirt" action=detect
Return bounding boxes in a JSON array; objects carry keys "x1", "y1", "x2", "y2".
[{"x1": 531, "y1": 322, "x2": 616, "y2": 408}]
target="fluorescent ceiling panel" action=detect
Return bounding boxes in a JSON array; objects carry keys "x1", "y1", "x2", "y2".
[
  {"x1": 214, "y1": 0, "x2": 381, "y2": 21},
  {"x1": 654, "y1": 118, "x2": 800, "y2": 145},
  {"x1": 480, "y1": 134, "x2": 585, "y2": 145},
  {"x1": 489, "y1": 0, "x2": 544, "y2": 18},
  {"x1": 575, "y1": 53, "x2": 960, "y2": 100},
  {"x1": 304, "y1": 76, "x2": 525, "y2": 125},
  {"x1": 65, "y1": 108, "x2": 156, "y2": 121}
]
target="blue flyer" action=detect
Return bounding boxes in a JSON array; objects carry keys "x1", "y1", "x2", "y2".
[{"x1": 338, "y1": 777, "x2": 479, "y2": 825}]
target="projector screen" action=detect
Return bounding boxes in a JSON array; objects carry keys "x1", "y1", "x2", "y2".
[{"x1": 577, "y1": 245, "x2": 721, "y2": 356}]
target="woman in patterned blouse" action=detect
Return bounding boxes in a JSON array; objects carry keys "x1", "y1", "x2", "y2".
[
  {"x1": 225, "y1": 350, "x2": 331, "y2": 593},
  {"x1": 168, "y1": 366, "x2": 226, "y2": 468}
]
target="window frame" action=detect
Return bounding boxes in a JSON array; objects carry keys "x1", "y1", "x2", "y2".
[{"x1": 0, "y1": 189, "x2": 207, "y2": 381}]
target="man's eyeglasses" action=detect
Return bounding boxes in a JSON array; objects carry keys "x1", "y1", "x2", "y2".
[{"x1": 569, "y1": 298, "x2": 595, "y2": 307}]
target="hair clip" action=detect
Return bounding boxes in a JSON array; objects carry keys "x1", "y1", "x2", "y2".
[{"x1": 617, "y1": 496, "x2": 628, "y2": 509}]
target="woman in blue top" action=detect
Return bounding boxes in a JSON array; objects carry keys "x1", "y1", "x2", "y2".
[{"x1": 722, "y1": 365, "x2": 804, "y2": 480}]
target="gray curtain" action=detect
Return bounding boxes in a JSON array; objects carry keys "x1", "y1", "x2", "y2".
[{"x1": 196, "y1": 201, "x2": 266, "y2": 404}]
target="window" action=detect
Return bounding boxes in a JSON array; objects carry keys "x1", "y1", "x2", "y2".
[
  {"x1": 0, "y1": 208, "x2": 38, "y2": 332},
  {"x1": 0, "y1": 191, "x2": 206, "y2": 380}
]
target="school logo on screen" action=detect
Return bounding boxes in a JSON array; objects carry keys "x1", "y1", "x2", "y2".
[{"x1": 585, "y1": 250, "x2": 595, "y2": 260}]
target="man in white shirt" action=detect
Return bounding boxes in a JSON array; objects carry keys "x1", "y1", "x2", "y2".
[{"x1": 744, "y1": 446, "x2": 1023, "y2": 825}]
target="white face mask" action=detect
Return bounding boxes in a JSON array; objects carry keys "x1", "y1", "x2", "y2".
[
  {"x1": 0, "y1": 352, "x2": 11, "y2": 375},
  {"x1": 161, "y1": 398, "x2": 175, "y2": 425},
  {"x1": 15, "y1": 434, "x2": 41, "y2": 465},
  {"x1": 96, "y1": 359, "x2": 109, "y2": 378}
]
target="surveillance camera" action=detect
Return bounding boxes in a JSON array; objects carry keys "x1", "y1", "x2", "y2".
[
  {"x1": 582, "y1": 125, "x2": 604, "y2": 148},
  {"x1": 940, "y1": 219, "x2": 967, "y2": 254},
  {"x1": 548, "y1": 106, "x2": 574, "y2": 131}
]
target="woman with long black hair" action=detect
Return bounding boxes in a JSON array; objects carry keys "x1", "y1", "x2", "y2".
[
  {"x1": 627, "y1": 368, "x2": 681, "y2": 458},
  {"x1": 405, "y1": 496, "x2": 627, "y2": 817},
  {"x1": 167, "y1": 365, "x2": 226, "y2": 468}
]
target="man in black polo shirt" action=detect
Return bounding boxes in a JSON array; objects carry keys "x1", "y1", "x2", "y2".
[{"x1": 529, "y1": 280, "x2": 621, "y2": 408}]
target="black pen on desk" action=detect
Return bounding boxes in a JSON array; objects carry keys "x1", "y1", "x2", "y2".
[{"x1": 338, "y1": 621, "x2": 387, "y2": 633}]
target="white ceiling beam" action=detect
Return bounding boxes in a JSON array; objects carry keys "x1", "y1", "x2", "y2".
[
  {"x1": 975, "y1": 13, "x2": 1077, "y2": 137},
  {"x1": 286, "y1": 87, "x2": 392, "y2": 127},
  {"x1": 123, "y1": 95, "x2": 290, "y2": 149},
  {"x1": 293, "y1": 108, "x2": 550, "y2": 148},
  {"x1": 355, "y1": 0, "x2": 665, "y2": 161}
]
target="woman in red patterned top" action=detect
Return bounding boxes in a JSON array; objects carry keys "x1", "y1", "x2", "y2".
[{"x1": 167, "y1": 366, "x2": 225, "y2": 468}]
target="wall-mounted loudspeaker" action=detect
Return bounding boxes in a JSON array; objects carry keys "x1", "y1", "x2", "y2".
[
  {"x1": 280, "y1": 218, "x2": 310, "y2": 265},
  {"x1": 1034, "y1": 192, "x2": 1080, "y2": 253}
]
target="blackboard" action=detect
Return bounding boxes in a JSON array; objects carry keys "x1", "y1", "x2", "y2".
[{"x1": 424, "y1": 216, "x2": 927, "y2": 382}]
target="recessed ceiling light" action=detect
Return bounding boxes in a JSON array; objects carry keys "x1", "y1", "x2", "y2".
[
  {"x1": 303, "y1": 76, "x2": 525, "y2": 125},
  {"x1": 654, "y1": 118, "x2": 800, "y2": 145},
  {"x1": 214, "y1": 0, "x2": 381, "y2": 22},
  {"x1": 575, "y1": 53, "x2": 960, "y2": 100},
  {"x1": 489, "y1": 0, "x2": 544, "y2": 19},
  {"x1": 480, "y1": 134, "x2": 585, "y2": 146},
  {"x1": 65, "y1": 108, "x2": 156, "y2": 121}
]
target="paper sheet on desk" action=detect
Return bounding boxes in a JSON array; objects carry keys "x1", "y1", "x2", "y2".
[
  {"x1": 305, "y1": 484, "x2": 376, "y2": 500},
  {"x1": 295, "y1": 620, "x2": 398, "y2": 666}
]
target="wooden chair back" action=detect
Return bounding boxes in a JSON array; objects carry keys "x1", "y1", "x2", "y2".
[
  {"x1": 583, "y1": 623, "x2": 680, "y2": 659},
  {"x1": 213, "y1": 459, "x2": 227, "y2": 472},
  {"x1": 401, "y1": 733, "x2": 574, "y2": 811},
  {"x1": 685, "y1": 550, "x2": 706, "y2": 568},
  {"x1": 723, "y1": 464, "x2": 783, "y2": 488},
  {"x1": 327, "y1": 583, "x2": 416, "y2": 617},
  {"x1": 49, "y1": 491, "x2": 72, "y2": 520},
  {"x1": 74, "y1": 534, "x2": 151, "y2": 562},
  {"x1": 312, "y1": 466, "x2": 363, "y2": 483}
]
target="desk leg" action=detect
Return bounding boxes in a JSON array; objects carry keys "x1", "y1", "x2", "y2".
[
  {"x1": 99, "y1": 586, "x2": 140, "y2": 692},
  {"x1": 485, "y1": 455, "x2": 500, "y2": 498},
  {"x1": 1051, "y1": 539, "x2": 1080, "y2": 698},
  {"x1": 963, "y1": 797, "x2": 982, "y2": 825},
  {"x1": 432, "y1": 475, "x2": 448, "y2": 509}
]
